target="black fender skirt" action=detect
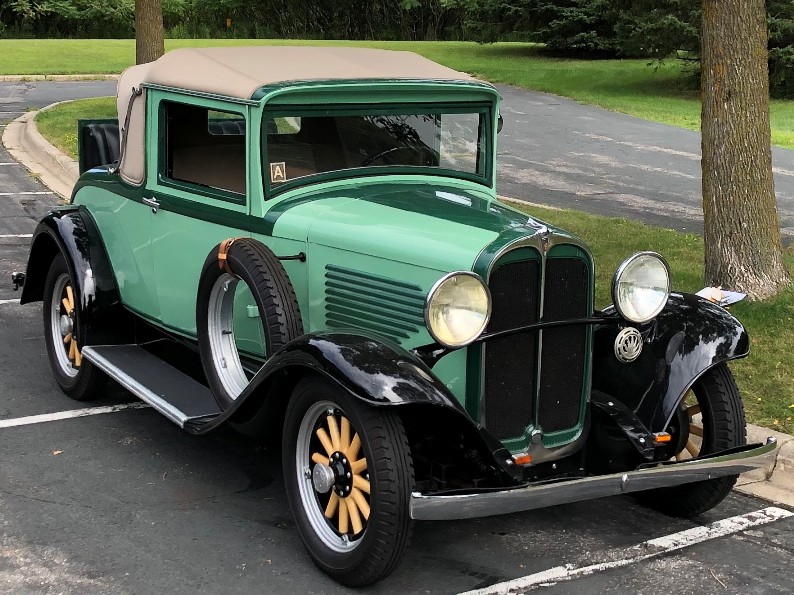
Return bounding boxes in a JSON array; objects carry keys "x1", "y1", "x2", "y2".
[
  {"x1": 592, "y1": 293, "x2": 749, "y2": 433},
  {"x1": 20, "y1": 206, "x2": 123, "y2": 344},
  {"x1": 189, "y1": 332, "x2": 520, "y2": 482}
]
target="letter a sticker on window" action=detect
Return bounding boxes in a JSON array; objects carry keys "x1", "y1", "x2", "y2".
[{"x1": 270, "y1": 162, "x2": 286, "y2": 183}]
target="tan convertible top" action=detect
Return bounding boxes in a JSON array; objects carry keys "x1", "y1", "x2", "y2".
[{"x1": 123, "y1": 46, "x2": 474, "y2": 100}]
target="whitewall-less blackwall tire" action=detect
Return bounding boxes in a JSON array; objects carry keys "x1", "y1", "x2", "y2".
[
  {"x1": 635, "y1": 363, "x2": 747, "y2": 517},
  {"x1": 282, "y1": 376, "x2": 414, "y2": 587}
]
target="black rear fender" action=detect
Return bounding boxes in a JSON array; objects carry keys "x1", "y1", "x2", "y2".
[
  {"x1": 21, "y1": 207, "x2": 127, "y2": 344},
  {"x1": 593, "y1": 293, "x2": 749, "y2": 433}
]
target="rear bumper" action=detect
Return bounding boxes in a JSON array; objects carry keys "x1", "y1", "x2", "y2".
[{"x1": 410, "y1": 438, "x2": 778, "y2": 520}]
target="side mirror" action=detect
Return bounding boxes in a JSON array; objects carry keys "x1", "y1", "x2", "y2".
[{"x1": 497, "y1": 113, "x2": 504, "y2": 134}]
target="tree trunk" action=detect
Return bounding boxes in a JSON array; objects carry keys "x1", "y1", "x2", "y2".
[
  {"x1": 701, "y1": 0, "x2": 791, "y2": 300},
  {"x1": 135, "y1": 0, "x2": 164, "y2": 65}
]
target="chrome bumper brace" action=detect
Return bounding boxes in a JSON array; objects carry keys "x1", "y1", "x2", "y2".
[{"x1": 409, "y1": 438, "x2": 778, "y2": 521}]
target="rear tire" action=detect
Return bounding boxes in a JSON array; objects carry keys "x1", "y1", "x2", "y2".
[
  {"x1": 635, "y1": 364, "x2": 746, "y2": 517},
  {"x1": 42, "y1": 253, "x2": 107, "y2": 401},
  {"x1": 282, "y1": 376, "x2": 414, "y2": 587}
]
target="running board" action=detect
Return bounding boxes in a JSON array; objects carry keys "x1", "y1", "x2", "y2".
[{"x1": 82, "y1": 345, "x2": 221, "y2": 428}]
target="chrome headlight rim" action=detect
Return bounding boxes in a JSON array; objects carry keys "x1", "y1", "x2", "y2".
[
  {"x1": 612, "y1": 251, "x2": 671, "y2": 324},
  {"x1": 425, "y1": 271, "x2": 492, "y2": 348}
]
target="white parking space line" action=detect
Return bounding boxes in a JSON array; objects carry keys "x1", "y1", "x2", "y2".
[
  {"x1": 0, "y1": 191, "x2": 54, "y2": 196},
  {"x1": 0, "y1": 402, "x2": 151, "y2": 429},
  {"x1": 0, "y1": 162, "x2": 22, "y2": 166},
  {"x1": 0, "y1": 233, "x2": 32, "y2": 238},
  {"x1": 0, "y1": 299, "x2": 20, "y2": 305},
  {"x1": 460, "y1": 507, "x2": 794, "y2": 594}
]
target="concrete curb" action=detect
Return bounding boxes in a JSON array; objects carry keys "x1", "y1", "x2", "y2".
[
  {"x1": 736, "y1": 426, "x2": 794, "y2": 504},
  {"x1": 0, "y1": 74, "x2": 118, "y2": 82},
  {"x1": 2, "y1": 98, "x2": 793, "y2": 508},
  {"x1": 2, "y1": 103, "x2": 79, "y2": 200}
]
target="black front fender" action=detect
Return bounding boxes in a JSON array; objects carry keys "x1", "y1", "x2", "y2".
[
  {"x1": 593, "y1": 293, "x2": 749, "y2": 432},
  {"x1": 198, "y1": 332, "x2": 472, "y2": 426},
  {"x1": 21, "y1": 207, "x2": 123, "y2": 344},
  {"x1": 190, "y1": 332, "x2": 519, "y2": 481}
]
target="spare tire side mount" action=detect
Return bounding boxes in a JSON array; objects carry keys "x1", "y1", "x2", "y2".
[{"x1": 196, "y1": 238, "x2": 303, "y2": 408}]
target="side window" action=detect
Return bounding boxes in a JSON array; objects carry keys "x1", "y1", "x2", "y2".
[{"x1": 162, "y1": 101, "x2": 246, "y2": 196}]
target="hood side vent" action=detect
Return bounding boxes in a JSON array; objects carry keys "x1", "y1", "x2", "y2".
[{"x1": 324, "y1": 265, "x2": 425, "y2": 344}]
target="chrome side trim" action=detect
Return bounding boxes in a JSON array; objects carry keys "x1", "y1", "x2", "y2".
[
  {"x1": 410, "y1": 438, "x2": 778, "y2": 520},
  {"x1": 82, "y1": 346, "x2": 188, "y2": 428}
]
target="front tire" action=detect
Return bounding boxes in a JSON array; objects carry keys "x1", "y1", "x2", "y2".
[
  {"x1": 636, "y1": 363, "x2": 746, "y2": 517},
  {"x1": 282, "y1": 376, "x2": 414, "y2": 587},
  {"x1": 42, "y1": 253, "x2": 107, "y2": 400}
]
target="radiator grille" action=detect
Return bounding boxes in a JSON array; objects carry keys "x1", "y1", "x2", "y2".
[
  {"x1": 482, "y1": 248, "x2": 591, "y2": 443},
  {"x1": 538, "y1": 256, "x2": 590, "y2": 433},
  {"x1": 483, "y1": 259, "x2": 540, "y2": 439},
  {"x1": 324, "y1": 265, "x2": 425, "y2": 343}
]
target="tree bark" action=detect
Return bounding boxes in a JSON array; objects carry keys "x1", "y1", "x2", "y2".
[
  {"x1": 135, "y1": 0, "x2": 164, "y2": 65},
  {"x1": 701, "y1": 0, "x2": 791, "y2": 300}
]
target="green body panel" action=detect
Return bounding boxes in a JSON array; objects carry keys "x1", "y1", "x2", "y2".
[
  {"x1": 73, "y1": 183, "x2": 158, "y2": 317},
  {"x1": 289, "y1": 186, "x2": 501, "y2": 272}
]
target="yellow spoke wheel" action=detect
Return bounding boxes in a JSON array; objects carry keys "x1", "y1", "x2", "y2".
[
  {"x1": 42, "y1": 254, "x2": 106, "y2": 401},
  {"x1": 311, "y1": 412, "x2": 371, "y2": 536},
  {"x1": 673, "y1": 390, "x2": 704, "y2": 461},
  {"x1": 284, "y1": 376, "x2": 414, "y2": 587}
]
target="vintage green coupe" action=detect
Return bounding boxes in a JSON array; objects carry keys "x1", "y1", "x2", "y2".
[{"x1": 15, "y1": 47, "x2": 776, "y2": 586}]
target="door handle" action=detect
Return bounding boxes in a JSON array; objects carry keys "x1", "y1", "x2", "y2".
[{"x1": 142, "y1": 196, "x2": 160, "y2": 213}]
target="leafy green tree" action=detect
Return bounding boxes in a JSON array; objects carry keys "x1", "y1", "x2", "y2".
[{"x1": 768, "y1": 0, "x2": 794, "y2": 97}]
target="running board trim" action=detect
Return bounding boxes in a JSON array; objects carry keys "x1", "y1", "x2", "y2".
[{"x1": 82, "y1": 345, "x2": 220, "y2": 428}]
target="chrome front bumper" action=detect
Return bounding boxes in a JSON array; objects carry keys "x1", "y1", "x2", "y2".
[{"x1": 410, "y1": 438, "x2": 778, "y2": 521}]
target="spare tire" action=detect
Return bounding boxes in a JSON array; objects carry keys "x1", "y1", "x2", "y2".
[{"x1": 196, "y1": 238, "x2": 303, "y2": 408}]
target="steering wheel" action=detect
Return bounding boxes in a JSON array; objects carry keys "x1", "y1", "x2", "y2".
[{"x1": 360, "y1": 146, "x2": 426, "y2": 167}]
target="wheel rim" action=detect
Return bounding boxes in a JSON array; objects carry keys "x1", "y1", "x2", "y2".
[
  {"x1": 674, "y1": 390, "x2": 704, "y2": 461},
  {"x1": 50, "y1": 272, "x2": 80, "y2": 377},
  {"x1": 207, "y1": 273, "x2": 248, "y2": 399},
  {"x1": 295, "y1": 400, "x2": 371, "y2": 553}
]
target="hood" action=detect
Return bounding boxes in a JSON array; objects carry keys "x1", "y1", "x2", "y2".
[{"x1": 267, "y1": 181, "x2": 548, "y2": 272}]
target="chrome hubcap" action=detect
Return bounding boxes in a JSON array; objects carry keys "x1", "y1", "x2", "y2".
[
  {"x1": 312, "y1": 463, "x2": 336, "y2": 494},
  {"x1": 59, "y1": 314, "x2": 73, "y2": 336}
]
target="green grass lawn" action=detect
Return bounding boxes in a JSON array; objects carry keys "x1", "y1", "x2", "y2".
[
  {"x1": 4, "y1": 38, "x2": 794, "y2": 149},
  {"x1": 36, "y1": 98, "x2": 117, "y2": 157}
]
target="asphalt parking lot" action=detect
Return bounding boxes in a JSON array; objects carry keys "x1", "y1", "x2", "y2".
[{"x1": 2, "y1": 82, "x2": 794, "y2": 594}]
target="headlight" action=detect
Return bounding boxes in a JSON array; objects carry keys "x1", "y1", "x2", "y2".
[
  {"x1": 612, "y1": 252, "x2": 670, "y2": 323},
  {"x1": 426, "y1": 272, "x2": 491, "y2": 348}
]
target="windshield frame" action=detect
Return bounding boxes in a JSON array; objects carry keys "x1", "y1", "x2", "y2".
[{"x1": 261, "y1": 101, "x2": 494, "y2": 199}]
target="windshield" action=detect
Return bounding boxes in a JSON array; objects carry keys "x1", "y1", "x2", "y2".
[{"x1": 263, "y1": 108, "x2": 488, "y2": 190}]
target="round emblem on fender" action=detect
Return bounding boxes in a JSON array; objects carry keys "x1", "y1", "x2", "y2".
[{"x1": 614, "y1": 327, "x2": 643, "y2": 363}]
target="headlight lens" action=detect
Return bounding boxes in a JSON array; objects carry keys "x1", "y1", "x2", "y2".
[
  {"x1": 426, "y1": 272, "x2": 491, "y2": 348},
  {"x1": 612, "y1": 252, "x2": 670, "y2": 323}
]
